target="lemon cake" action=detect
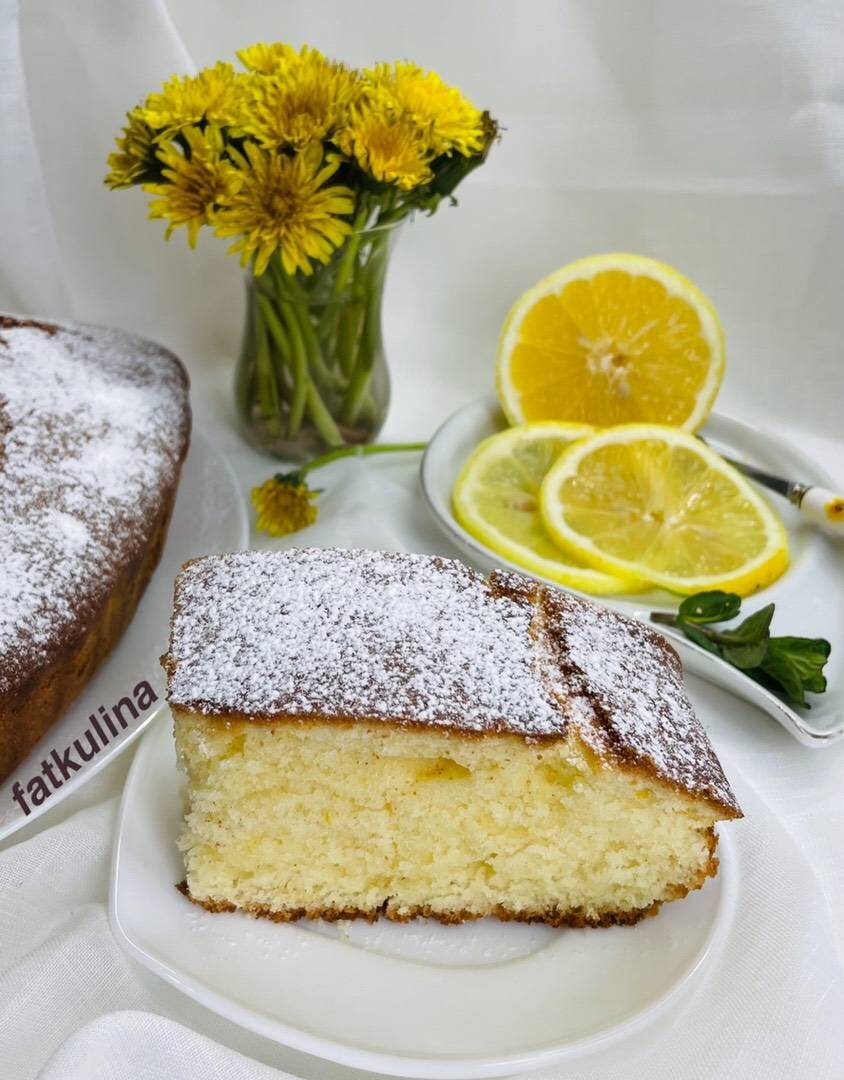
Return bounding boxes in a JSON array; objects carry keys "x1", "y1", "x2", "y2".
[
  {"x1": 164, "y1": 548, "x2": 741, "y2": 927},
  {"x1": 0, "y1": 315, "x2": 190, "y2": 782}
]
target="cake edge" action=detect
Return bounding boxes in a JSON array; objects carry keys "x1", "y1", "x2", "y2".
[
  {"x1": 0, "y1": 485, "x2": 182, "y2": 781},
  {"x1": 175, "y1": 826, "x2": 719, "y2": 928}
]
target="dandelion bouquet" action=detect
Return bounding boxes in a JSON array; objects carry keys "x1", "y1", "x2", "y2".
[{"x1": 106, "y1": 43, "x2": 497, "y2": 458}]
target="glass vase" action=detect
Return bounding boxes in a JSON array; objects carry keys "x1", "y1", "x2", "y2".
[{"x1": 234, "y1": 222, "x2": 397, "y2": 460}]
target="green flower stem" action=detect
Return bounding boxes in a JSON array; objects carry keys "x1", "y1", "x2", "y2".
[
  {"x1": 276, "y1": 300, "x2": 309, "y2": 439},
  {"x1": 318, "y1": 203, "x2": 370, "y2": 345},
  {"x1": 358, "y1": 395, "x2": 378, "y2": 428},
  {"x1": 265, "y1": 286, "x2": 342, "y2": 447},
  {"x1": 292, "y1": 297, "x2": 344, "y2": 392},
  {"x1": 336, "y1": 298, "x2": 364, "y2": 378},
  {"x1": 334, "y1": 204, "x2": 371, "y2": 292},
  {"x1": 341, "y1": 235, "x2": 389, "y2": 425},
  {"x1": 258, "y1": 295, "x2": 301, "y2": 436},
  {"x1": 257, "y1": 336, "x2": 283, "y2": 434},
  {"x1": 240, "y1": 200, "x2": 401, "y2": 453},
  {"x1": 260, "y1": 302, "x2": 294, "y2": 402},
  {"x1": 257, "y1": 271, "x2": 351, "y2": 448},
  {"x1": 253, "y1": 294, "x2": 282, "y2": 437},
  {"x1": 270, "y1": 259, "x2": 342, "y2": 392},
  {"x1": 341, "y1": 359, "x2": 374, "y2": 428},
  {"x1": 297, "y1": 441, "x2": 427, "y2": 476},
  {"x1": 305, "y1": 380, "x2": 345, "y2": 447},
  {"x1": 234, "y1": 297, "x2": 256, "y2": 421},
  {"x1": 373, "y1": 188, "x2": 399, "y2": 227}
]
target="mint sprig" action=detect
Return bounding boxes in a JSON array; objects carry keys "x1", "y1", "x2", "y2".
[{"x1": 651, "y1": 591, "x2": 831, "y2": 708}]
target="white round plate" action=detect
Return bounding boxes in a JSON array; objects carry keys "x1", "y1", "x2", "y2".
[
  {"x1": 110, "y1": 711, "x2": 736, "y2": 1079},
  {"x1": 0, "y1": 429, "x2": 249, "y2": 842},
  {"x1": 421, "y1": 397, "x2": 844, "y2": 743}
]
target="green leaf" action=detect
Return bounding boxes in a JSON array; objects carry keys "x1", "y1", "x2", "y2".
[
  {"x1": 742, "y1": 664, "x2": 803, "y2": 703},
  {"x1": 410, "y1": 115, "x2": 499, "y2": 212},
  {"x1": 428, "y1": 153, "x2": 484, "y2": 198},
  {"x1": 756, "y1": 651, "x2": 807, "y2": 706},
  {"x1": 722, "y1": 638, "x2": 769, "y2": 669},
  {"x1": 711, "y1": 603, "x2": 775, "y2": 645},
  {"x1": 742, "y1": 637, "x2": 831, "y2": 707},
  {"x1": 655, "y1": 597, "x2": 831, "y2": 711},
  {"x1": 675, "y1": 618, "x2": 722, "y2": 654},
  {"x1": 678, "y1": 591, "x2": 742, "y2": 624},
  {"x1": 764, "y1": 637, "x2": 831, "y2": 696}
]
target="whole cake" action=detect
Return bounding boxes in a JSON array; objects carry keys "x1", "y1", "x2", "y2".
[
  {"x1": 0, "y1": 315, "x2": 191, "y2": 782},
  {"x1": 165, "y1": 548, "x2": 741, "y2": 927}
]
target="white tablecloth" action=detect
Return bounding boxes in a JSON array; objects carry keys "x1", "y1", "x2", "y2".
[{"x1": 2, "y1": 1, "x2": 844, "y2": 1076}]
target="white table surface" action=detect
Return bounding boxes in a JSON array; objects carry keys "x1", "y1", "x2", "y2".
[{"x1": 2, "y1": 1, "x2": 844, "y2": 1076}]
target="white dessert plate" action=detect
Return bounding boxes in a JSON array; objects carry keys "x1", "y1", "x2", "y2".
[
  {"x1": 421, "y1": 397, "x2": 844, "y2": 746},
  {"x1": 110, "y1": 711, "x2": 737, "y2": 1079},
  {"x1": 0, "y1": 429, "x2": 249, "y2": 842}
]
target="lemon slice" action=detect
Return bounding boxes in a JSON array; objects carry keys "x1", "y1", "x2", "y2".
[
  {"x1": 453, "y1": 422, "x2": 639, "y2": 595},
  {"x1": 496, "y1": 253, "x2": 725, "y2": 431},
  {"x1": 539, "y1": 424, "x2": 789, "y2": 596}
]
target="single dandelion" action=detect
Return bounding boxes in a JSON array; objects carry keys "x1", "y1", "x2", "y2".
[
  {"x1": 144, "y1": 125, "x2": 239, "y2": 247},
  {"x1": 335, "y1": 105, "x2": 433, "y2": 190},
  {"x1": 236, "y1": 41, "x2": 299, "y2": 75},
  {"x1": 252, "y1": 443, "x2": 426, "y2": 536},
  {"x1": 105, "y1": 108, "x2": 157, "y2": 188},
  {"x1": 215, "y1": 141, "x2": 354, "y2": 275},
  {"x1": 252, "y1": 473, "x2": 319, "y2": 536},
  {"x1": 141, "y1": 62, "x2": 246, "y2": 136},
  {"x1": 362, "y1": 62, "x2": 487, "y2": 158},
  {"x1": 239, "y1": 49, "x2": 358, "y2": 149}
]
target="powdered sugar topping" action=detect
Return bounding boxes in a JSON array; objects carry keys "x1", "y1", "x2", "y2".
[
  {"x1": 0, "y1": 317, "x2": 190, "y2": 694},
  {"x1": 167, "y1": 549, "x2": 568, "y2": 737}
]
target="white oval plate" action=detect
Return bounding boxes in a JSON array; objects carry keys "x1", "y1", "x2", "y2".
[
  {"x1": 110, "y1": 711, "x2": 736, "y2": 1080},
  {"x1": 421, "y1": 397, "x2": 844, "y2": 743},
  {"x1": 0, "y1": 429, "x2": 249, "y2": 842}
]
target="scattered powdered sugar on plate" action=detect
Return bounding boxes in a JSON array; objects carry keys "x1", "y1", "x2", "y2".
[
  {"x1": 0, "y1": 317, "x2": 190, "y2": 694},
  {"x1": 165, "y1": 548, "x2": 739, "y2": 812}
]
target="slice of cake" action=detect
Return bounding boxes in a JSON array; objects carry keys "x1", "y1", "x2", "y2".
[
  {"x1": 0, "y1": 315, "x2": 190, "y2": 781},
  {"x1": 164, "y1": 548, "x2": 741, "y2": 927}
]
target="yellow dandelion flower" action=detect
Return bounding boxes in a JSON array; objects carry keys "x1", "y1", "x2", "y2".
[
  {"x1": 215, "y1": 142, "x2": 354, "y2": 276},
  {"x1": 335, "y1": 106, "x2": 433, "y2": 190},
  {"x1": 364, "y1": 61, "x2": 485, "y2": 157},
  {"x1": 236, "y1": 41, "x2": 298, "y2": 74},
  {"x1": 105, "y1": 108, "x2": 156, "y2": 189},
  {"x1": 252, "y1": 474, "x2": 318, "y2": 536},
  {"x1": 251, "y1": 444, "x2": 425, "y2": 535},
  {"x1": 143, "y1": 126, "x2": 239, "y2": 247},
  {"x1": 240, "y1": 51, "x2": 358, "y2": 150},
  {"x1": 141, "y1": 62, "x2": 245, "y2": 136}
]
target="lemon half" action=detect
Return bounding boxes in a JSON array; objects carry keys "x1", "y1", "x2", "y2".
[
  {"x1": 496, "y1": 253, "x2": 725, "y2": 431},
  {"x1": 539, "y1": 424, "x2": 789, "y2": 597},
  {"x1": 453, "y1": 422, "x2": 639, "y2": 595}
]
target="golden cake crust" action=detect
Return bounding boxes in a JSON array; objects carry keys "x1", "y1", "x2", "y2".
[{"x1": 0, "y1": 315, "x2": 191, "y2": 781}]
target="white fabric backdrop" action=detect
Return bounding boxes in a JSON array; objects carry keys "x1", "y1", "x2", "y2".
[
  {"x1": 1, "y1": 1, "x2": 844, "y2": 1077},
  {"x1": 7, "y1": 0, "x2": 844, "y2": 441}
]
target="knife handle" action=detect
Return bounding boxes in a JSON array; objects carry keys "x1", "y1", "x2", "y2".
[{"x1": 800, "y1": 486, "x2": 844, "y2": 538}]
